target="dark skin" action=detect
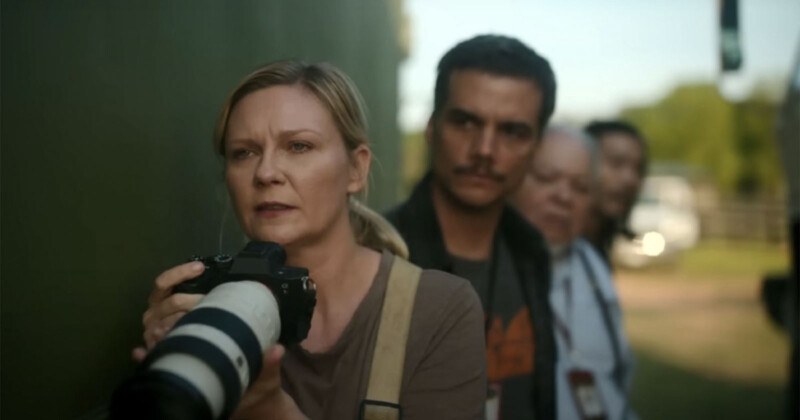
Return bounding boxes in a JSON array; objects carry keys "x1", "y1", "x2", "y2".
[{"x1": 583, "y1": 132, "x2": 646, "y2": 248}]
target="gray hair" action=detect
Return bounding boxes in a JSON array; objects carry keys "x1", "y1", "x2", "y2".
[{"x1": 538, "y1": 125, "x2": 599, "y2": 181}]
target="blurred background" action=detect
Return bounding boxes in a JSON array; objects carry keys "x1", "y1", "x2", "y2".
[
  {"x1": 1, "y1": 0, "x2": 797, "y2": 419},
  {"x1": 399, "y1": 1, "x2": 799, "y2": 419}
]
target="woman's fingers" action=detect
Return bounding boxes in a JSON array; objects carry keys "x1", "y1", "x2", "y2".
[
  {"x1": 134, "y1": 262, "x2": 207, "y2": 365},
  {"x1": 144, "y1": 325, "x2": 166, "y2": 349},
  {"x1": 142, "y1": 293, "x2": 202, "y2": 327},
  {"x1": 159, "y1": 310, "x2": 189, "y2": 333},
  {"x1": 233, "y1": 345, "x2": 286, "y2": 416},
  {"x1": 131, "y1": 346, "x2": 148, "y2": 363},
  {"x1": 142, "y1": 293, "x2": 203, "y2": 346},
  {"x1": 148, "y1": 261, "x2": 205, "y2": 305},
  {"x1": 142, "y1": 294, "x2": 202, "y2": 346},
  {"x1": 249, "y1": 345, "x2": 285, "y2": 396},
  {"x1": 266, "y1": 345, "x2": 285, "y2": 365}
]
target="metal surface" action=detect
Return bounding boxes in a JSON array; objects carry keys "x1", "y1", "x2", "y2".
[{"x1": 0, "y1": 1, "x2": 403, "y2": 418}]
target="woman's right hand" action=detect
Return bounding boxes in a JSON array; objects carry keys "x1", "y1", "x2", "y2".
[{"x1": 132, "y1": 261, "x2": 206, "y2": 362}]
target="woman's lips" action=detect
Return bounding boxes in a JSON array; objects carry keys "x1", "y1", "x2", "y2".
[{"x1": 254, "y1": 202, "x2": 296, "y2": 217}]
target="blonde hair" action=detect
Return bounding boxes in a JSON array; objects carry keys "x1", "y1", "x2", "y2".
[{"x1": 213, "y1": 60, "x2": 408, "y2": 258}]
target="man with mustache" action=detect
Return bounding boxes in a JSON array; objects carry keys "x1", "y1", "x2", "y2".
[
  {"x1": 582, "y1": 121, "x2": 648, "y2": 267},
  {"x1": 387, "y1": 34, "x2": 557, "y2": 420}
]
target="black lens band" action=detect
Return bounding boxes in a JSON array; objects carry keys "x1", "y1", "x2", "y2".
[
  {"x1": 173, "y1": 307, "x2": 264, "y2": 381},
  {"x1": 144, "y1": 335, "x2": 241, "y2": 419}
]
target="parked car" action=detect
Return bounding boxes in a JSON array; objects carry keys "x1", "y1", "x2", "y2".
[{"x1": 613, "y1": 175, "x2": 700, "y2": 268}]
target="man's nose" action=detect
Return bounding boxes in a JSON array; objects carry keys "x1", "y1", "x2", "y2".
[
  {"x1": 622, "y1": 165, "x2": 642, "y2": 189},
  {"x1": 554, "y1": 181, "x2": 573, "y2": 205},
  {"x1": 471, "y1": 127, "x2": 497, "y2": 159}
]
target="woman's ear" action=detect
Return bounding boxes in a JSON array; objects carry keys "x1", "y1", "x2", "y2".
[{"x1": 347, "y1": 144, "x2": 371, "y2": 194}]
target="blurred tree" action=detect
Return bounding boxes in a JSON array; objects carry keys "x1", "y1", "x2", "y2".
[
  {"x1": 621, "y1": 83, "x2": 783, "y2": 196},
  {"x1": 734, "y1": 85, "x2": 783, "y2": 195},
  {"x1": 402, "y1": 130, "x2": 428, "y2": 196}
]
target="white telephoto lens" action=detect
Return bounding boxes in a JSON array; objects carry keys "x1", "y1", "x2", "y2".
[
  {"x1": 193, "y1": 281, "x2": 281, "y2": 350},
  {"x1": 148, "y1": 280, "x2": 282, "y2": 419}
]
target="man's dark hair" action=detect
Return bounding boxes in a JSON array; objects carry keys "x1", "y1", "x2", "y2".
[
  {"x1": 433, "y1": 34, "x2": 557, "y2": 134},
  {"x1": 585, "y1": 120, "x2": 644, "y2": 145},
  {"x1": 585, "y1": 119, "x2": 649, "y2": 167}
]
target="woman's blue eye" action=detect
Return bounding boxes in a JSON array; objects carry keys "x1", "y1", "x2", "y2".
[
  {"x1": 289, "y1": 142, "x2": 311, "y2": 153},
  {"x1": 229, "y1": 149, "x2": 254, "y2": 160}
]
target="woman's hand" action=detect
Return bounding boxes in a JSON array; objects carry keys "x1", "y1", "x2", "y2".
[
  {"x1": 231, "y1": 345, "x2": 308, "y2": 420},
  {"x1": 131, "y1": 261, "x2": 206, "y2": 362}
]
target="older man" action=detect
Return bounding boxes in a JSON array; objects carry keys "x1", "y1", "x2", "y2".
[{"x1": 512, "y1": 126, "x2": 638, "y2": 420}]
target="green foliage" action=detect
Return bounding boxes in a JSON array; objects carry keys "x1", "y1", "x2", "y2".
[
  {"x1": 620, "y1": 83, "x2": 783, "y2": 195},
  {"x1": 402, "y1": 130, "x2": 428, "y2": 196},
  {"x1": 675, "y1": 239, "x2": 790, "y2": 277},
  {"x1": 631, "y1": 350, "x2": 785, "y2": 420},
  {"x1": 622, "y1": 240, "x2": 790, "y2": 420}
]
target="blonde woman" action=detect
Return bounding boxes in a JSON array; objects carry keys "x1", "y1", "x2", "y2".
[{"x1": 135, "y1": 61, "x2": 486, "y2": 419}]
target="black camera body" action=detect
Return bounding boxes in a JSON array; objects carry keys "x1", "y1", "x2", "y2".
[
  {"x1": 110, "y1": 241, "x2": 316, "y2": 420},
  {"x1": 173, "y1": 241, "x2": 316, "y2": 344}
]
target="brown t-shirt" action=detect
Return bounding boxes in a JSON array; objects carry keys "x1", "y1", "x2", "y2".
[{"x1": 281, "y1": 251, "x2": 487, "y2": 420}]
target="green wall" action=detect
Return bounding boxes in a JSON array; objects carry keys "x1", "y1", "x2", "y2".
[{"x1": 1, "y1": 1, "x2": 403, "y2": 418}]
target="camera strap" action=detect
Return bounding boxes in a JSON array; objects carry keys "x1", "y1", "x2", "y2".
[{"x1": 360, "y1": 256, "x2": 422, "y2": 420}]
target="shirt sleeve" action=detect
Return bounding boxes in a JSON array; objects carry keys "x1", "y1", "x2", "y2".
[{"x1": 399, "y1": 271, "x2": 487, "y2": 420}]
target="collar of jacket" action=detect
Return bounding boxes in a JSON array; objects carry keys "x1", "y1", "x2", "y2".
[
  {"x1": 385, "y1": 171, "x2": 557, "y2": 420},
  {"x1": 387, "y1": 171, "x2": 550, "y2": 274},
  {"x1": 386, "y1": 171, "x2": 556, "y2": 418}
]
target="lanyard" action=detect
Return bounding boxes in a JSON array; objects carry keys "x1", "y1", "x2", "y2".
[
  {"x1": 483, "y1": 233, "x2": 502, "y2": 339},
  {"x1": 552, "y1": 247, "x2": 625, "y2": 390},
  {"x1": 551, "y1": 269, "x2": 575, "y2": 353}
]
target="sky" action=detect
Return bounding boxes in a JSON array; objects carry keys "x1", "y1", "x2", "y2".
[{"x1": 399, "y1": 0, "x2": 800, "y2": 132}]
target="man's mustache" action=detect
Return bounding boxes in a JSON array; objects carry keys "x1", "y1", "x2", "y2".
[{"x1": 453, "y1": 166, "x2": 505, "y2": 182}]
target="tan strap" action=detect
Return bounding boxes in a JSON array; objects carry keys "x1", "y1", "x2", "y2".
[{"x1": 362, "y1": 256, "x2": 422, "y2": 420}]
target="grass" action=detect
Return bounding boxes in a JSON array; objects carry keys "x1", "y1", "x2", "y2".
[
  {"x1": 630, "y1": 350, "x2": 786, "y2": 420},
  {"x1": 670, "y1": 239, "x2": 788, "y2": 278},
  {"x1": 616, "y1": 240, "x2": 793, "y2": 419}
]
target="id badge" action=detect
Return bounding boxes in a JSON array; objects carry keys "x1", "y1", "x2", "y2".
[
  {"x1": 567, "y1": 369, "x2": 607, "y2": 420},
  {"x1": 485, "y1": 383, "x2": 501, "y2": 420}
]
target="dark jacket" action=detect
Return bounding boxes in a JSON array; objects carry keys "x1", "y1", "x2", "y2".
[{"x1": 385, "y1": 173, "x2": 556, "y2": 420}]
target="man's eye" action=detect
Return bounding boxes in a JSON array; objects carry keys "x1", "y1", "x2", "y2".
[
  {"x1": 573, "y1": 181, "x2": 591, "y2": 195},
  {"x1": 606, "y1": 156, "x2": 624, "y2": 168},
  {"x1": 502, "y1": 125, "x2": 531, "y2": 139},
  {"x1": 534, "y1": 171, "x2": 556, "y2": 183},
  {"x1": 449, "y1": 114, "x2": 477, "y2": 129},
  {"x1": 456, "y1": 117, "x2": 474, "y2": 128}
]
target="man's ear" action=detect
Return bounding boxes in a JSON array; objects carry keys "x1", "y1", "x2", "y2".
[{"x1": 347, "y1": 144, "x2": 371, "y2": 194}]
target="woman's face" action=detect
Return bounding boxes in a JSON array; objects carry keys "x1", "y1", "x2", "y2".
[{"x1": 223, "y1": 85, "x2": 369, "y2": 248}]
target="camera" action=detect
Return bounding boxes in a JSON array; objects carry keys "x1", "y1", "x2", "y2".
[
  {"x1": 109, "y1": 241, "x2": 316, "y2": 420},
  {"x1": 174, "y1": 241, "x2": 316, "y2": 345}
]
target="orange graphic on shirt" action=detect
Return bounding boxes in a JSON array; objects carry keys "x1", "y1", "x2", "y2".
[{"x1": 486, "y1": 308, "x2": 535, "y2": 382}]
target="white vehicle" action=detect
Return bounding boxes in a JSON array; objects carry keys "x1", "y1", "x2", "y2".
[{"x1": 613, "y1": 175, "x2": 701, "y2": 268}]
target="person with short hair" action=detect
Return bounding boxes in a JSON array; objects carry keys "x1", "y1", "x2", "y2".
[
  {"x1": 387, "y1": 34, "x2": 557, "y2": 420},
  {"x1": 512, "y1": 126, "x2": 638, "y2": 420},
  {"x1": 136, "y1": 60, "x2": 487, "y2": 419},
  {"x1": 582, "y1": 121, "x2": 648, "y2": 266}
]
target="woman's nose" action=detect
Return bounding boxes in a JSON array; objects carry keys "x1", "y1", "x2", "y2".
[{"x1": 254, "y1": 152, "x2": 285, "y2": 186}]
